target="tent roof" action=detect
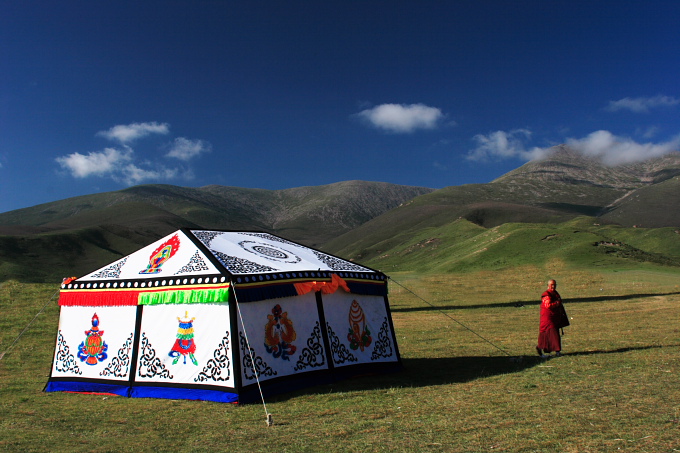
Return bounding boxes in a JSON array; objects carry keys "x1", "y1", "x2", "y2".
[
  {"x1": 62, "y1": 230, "x2": 386, "y2": 304},
  {"x1": 78, "y1": 229, "x2": 376, "y2": 280}
]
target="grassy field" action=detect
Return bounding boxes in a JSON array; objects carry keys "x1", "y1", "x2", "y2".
[{"x1": 1, "y1": 266, "x2": 679, "y2": 452}]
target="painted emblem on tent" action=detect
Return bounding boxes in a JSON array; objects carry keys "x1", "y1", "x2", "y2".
[
  {"x1": 347, "y1": 300, "x2": 372, "y2": 352},
  {"x1": 140, "y1": 234, "x2": 180, "y2": 274},
  {"x1": 77, "y1": 313, "x2": 108, "y2": 365},
  {"x1": 169, "y1": 312, "x2": 198, "y2": 365},
  {"x1": 239, "y1": 240, "x2": 302, "y2": 264},
  {"x1": 264, "y1": 304, "x2": 297, "y2": 360}
]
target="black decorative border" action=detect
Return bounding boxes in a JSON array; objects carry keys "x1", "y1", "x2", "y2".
[
  {"x1": 312, "y1": 250, "x2": 369, "y2": 272},
  {"x1": 53, "y1": 331, "x2": 82, "y2": 375},
  {"x1": 90, "y1": 257, "x2": 128, "y2": 279},
  {"x1": 175, "y1": 251, "x2": 210, "y2": 275},
  {"x1": 232, "y1": 270, "x2": 386, "y2": 284},
  {"x1": 370, "y1": 318, "x2": 394, "y2": 360},
  {"x1": 239, "y1": 331, "x2": 276, "y2": 380},
  {"x1": 212, "y1": 249, "x2": 277, "y2": 274},
  {"x1": 192, "y1": 231, "x2": 222, "y2": 248},
  {"x1": 100, "y1": 333, "x2": 134, "y2": 378},
  {"x1": 326, "y1": 323, "x2": 357, "y2": 365},
  {"x1": 194, "y1": 331, "x2": 231, "y2": 382},
  {"x1": 294, "y1": 322, "x2": 326, "y2": 371},
  {"x1": 137, "y1": 333, "x2": 173, "y2": 379},
  {"x1": 62, "y1": 274, "x2": 227, "y2": 291}
]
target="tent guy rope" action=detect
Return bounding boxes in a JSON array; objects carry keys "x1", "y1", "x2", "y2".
[
  {"x1": 387, "y1": 276, "x2": 514, "y2": 358},
  {"x1": 233, "y1": 284, "x2": 273, "y2": 426},
  {"x1": 0, "y1": 287, "x2": 60, "y2": 362}
]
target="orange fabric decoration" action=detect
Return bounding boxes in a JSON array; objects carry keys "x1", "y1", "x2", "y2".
[{"x1": 294, "y1": 274, "x2": 350, "y2": 296}]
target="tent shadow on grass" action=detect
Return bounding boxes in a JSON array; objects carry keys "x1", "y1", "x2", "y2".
[
  {"x1": 267, "y1": 355, "x2": 541, "y2": 403},
  {"x1": 264, "y1": 356, "x2": 523, "y2": 403},
  {"x1": 391, "y1": 291, "x2": 680, "y2": 313},
  {"x1": 268, "y1": 343, "x2": 678, "y2": 403}
]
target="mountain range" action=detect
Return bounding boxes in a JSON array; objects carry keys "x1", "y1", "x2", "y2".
[{"x1": 1, "y1": 146, "x2": 679, "y2": 282}]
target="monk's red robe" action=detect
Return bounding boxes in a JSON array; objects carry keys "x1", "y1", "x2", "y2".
[{"x1": 537, "y1": 289, "x2": 569, "y2": 353}]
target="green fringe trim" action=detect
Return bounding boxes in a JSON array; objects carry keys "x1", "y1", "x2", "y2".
[{"x1": 139, "y1": 287, "x2": 231, "y2": 305}]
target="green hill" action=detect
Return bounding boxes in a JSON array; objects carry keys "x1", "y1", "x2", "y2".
[
  {"x1": 322, "y1": 148, "x2": 680, "y2": 269},
  {"x1": 2, "y1": 147, "x2": 680, "y2": 282},
  {"x1": 0, "y1": 181, "x2": 433, "y2": 282},
  {"x1": 338, "y1": 217, "x2": 680, "y2": 276}
]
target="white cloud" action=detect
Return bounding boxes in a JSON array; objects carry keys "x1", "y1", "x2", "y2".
[
  {"x1": 466, "y1": 129, "x2": 548, "y2": 162},
  {"x1": 57, "y1": 123, "x2": 207, "y2": 185},
  {"x1": 56, "y1": 146, "x2": 183, "y2": 185},
  {"x1": 605, "y1": 95, "x2": 680, "y2": 113},
  {"x1": 97, "y1": 122, "x2": 170, "y2": 144},
  {"x1": 357, "y1": 103, "x2": 444, "y2": 133},
  {"x1": 636, "y1": 126, "x2": 660, "y2": 139},
  {"x1": 165, "y1": 137, "x2": 211, "y2": 161},
  {"x1": 56, "y1": 147, "x2": 133, "y2": 178},
  {"x1": 467, "y1": 128, "x2": 680, "y2": 166},
  {"x1": 566, "y1": 130, "x2": 680, "y2": 165}
]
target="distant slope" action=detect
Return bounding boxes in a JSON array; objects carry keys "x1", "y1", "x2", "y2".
[
  {"x1": 3, "y1": 146, "x2": 680, "y2": 283},
  {"x1": 494, "y1": 146, "x2": 680, "y2": 227},
  {"x1": 600, "y1": 176, "x2": 680, "y2": 227},
  {"x1": 323, "y1": 147, "x2": 680, "y2": 261},
  {"x1": 330, "y1": 217, "x2": 680, "y2": 276},
  {"x1": 0, "y1": 181, "x2": 433, "y2": 282},
  {"x1": 0, "y1": 181, "x2": 433, "y2": 245}
]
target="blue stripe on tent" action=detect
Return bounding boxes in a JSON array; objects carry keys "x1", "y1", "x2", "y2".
[
  {"x1": 234, "y1": 284, "x2": 298, "y2": 302},
  {"x1": 45, "y1": 381, "x2": 130, "y2": 397},
  {"x1": 346, "y1": 281, "x2": 387, "y2": 296},
  {"x1": 129, "y1": 386, "x2": 239, "y2": 403},
  {"x1": 46, "y1": 381, "x2": 238, "y2": 403}
]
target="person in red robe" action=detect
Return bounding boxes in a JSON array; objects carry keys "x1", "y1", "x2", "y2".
[{"x1": 536, "y1": 279, "x2": 569, "y2": 358}]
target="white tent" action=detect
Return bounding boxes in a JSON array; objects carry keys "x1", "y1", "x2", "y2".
[{"x1": 46, "y1": 229, "x2": 401, "y2": 403}]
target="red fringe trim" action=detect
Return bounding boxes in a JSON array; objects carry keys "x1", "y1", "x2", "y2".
[
  {"x1": 59, "y1": 290, "x2": 141, "y2": 306},
  {"x1": 59, "y1": 283, "x2": 232, "y2": 306}
]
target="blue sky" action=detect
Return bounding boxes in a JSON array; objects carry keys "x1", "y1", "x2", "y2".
[{"x1": 2, "y1": 1, "x2": 679, "y2": 213}]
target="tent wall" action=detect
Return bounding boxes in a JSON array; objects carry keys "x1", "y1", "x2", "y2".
[
  {"x1": 237, "y1": 292, "x2": 329, "y2": 387},
  {"x1": 321, "y1": 292, "x2": 399, "y2": 367},
  {"x1": 47, "y1": 289, "x2": 401, "y2": 404},
  {"x1": 47, "y1": 305, "x2": 139, "y2": 397},
  {"x1": 46, "y1": 301, "x2": 241, "y2": 403},
  {"x1": 46, "y1": 229, "x2": 401, "y2": 404},
  {"x1": 235, "y1": 290, "x2": 401, "y2": 402}
]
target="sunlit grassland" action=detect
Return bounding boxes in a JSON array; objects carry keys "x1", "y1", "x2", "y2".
[{"x1": 1, "y1": 266, "x2": 679, "y2": 452}]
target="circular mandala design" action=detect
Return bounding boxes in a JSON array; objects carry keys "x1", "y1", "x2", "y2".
[
  {"x1": 239, "y1": 241, "x2": 302, "y2": 264},
  {"x1": 253, "y1": 245, "x2": 287, "y2": 259}
]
